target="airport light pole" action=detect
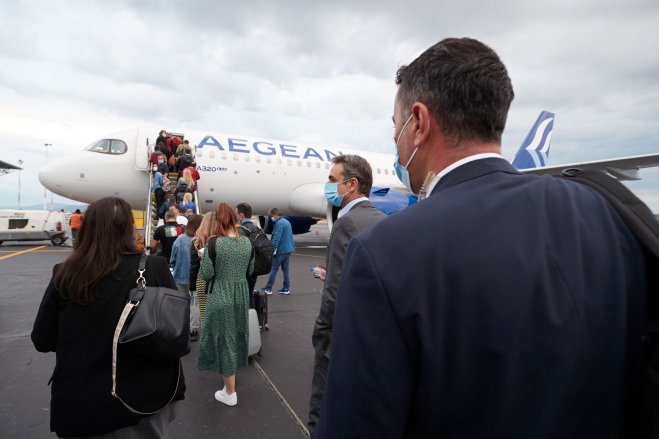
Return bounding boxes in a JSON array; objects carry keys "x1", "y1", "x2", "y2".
[
  {"x1": 43, "y1": 143, "x2": 51, "y2": 210},
  {"x1": 17, "y1": 159, "x2": 23, "y2": 209}
]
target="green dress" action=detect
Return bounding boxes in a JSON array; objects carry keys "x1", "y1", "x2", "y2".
[{"x1": 198, "y1": 236, "x2": 254, "y2": 375}]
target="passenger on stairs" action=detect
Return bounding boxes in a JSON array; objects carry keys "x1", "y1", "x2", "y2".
[
  {"x1": 188, "y1": 162, "x2": 200, "y2": 184},
  {"x1": 178, "y1": 168, "x2": 196, "y2": 192},
  {"x1": 171, "y1": 205, "x2": 189, "y2": 227},
  {"x1": 177, "y1": 148, "x2": 193, "y2": 173},
  {"x1": 179, "y1": 192, "x2": 197, "y2": 214},
  {"x1": 156, "y1": 130, "x2": 169, "y2": 149},
  {"x1": 150, "y1": 211, "x2": 183, "y2": 262},
  {"x1": 151, "y1": 166, "x2": 165, "y2": 214},
  {"x1": 175, "y1": 182, "x2": 193, "y2": 204},
  {"x1": 175, "y1": 139, "x2": 188, "y2": 158},
  {"x1": 158, "y1": 194, "x2": 177, "y2": 220}
]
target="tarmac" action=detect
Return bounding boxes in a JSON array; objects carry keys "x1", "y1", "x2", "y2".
[{"x1": 0, "y1": 224, "x2": 330, "y2": 439}]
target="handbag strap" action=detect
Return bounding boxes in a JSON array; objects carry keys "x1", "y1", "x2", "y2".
[{"x1": 110, "y1": 256, "x2": 180, "y2": 415}]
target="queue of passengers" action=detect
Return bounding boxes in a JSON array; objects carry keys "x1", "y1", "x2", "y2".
[
  {"x1": 151, "y1": 133, "x2": 200, "y2": 218},
  {"x1": 153, "y1": 130, "x2": 194, "y2": 173},
  {"x1": 32, "y1": 196, "x2": 263, "y2": 437}
]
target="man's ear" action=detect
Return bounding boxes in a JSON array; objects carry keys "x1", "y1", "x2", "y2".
[{"x1": 411, "y1": 102, "x2": 431, "y2": 148}]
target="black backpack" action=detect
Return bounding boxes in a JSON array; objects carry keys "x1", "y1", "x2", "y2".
[
  {"x1": 239, "y1": 225, "x2": 274, "y2": 276},
  {"x1": 555, "y1": 168, "x2": 659, "y2": 439}
]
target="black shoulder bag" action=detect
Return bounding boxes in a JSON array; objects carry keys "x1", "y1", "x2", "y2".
[{"x1": 111, "y1": 255, "x2": 190, "y2": 414}]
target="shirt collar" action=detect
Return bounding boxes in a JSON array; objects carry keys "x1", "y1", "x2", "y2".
[
  {"x1": 425, "y1": 153, "x2": 505, "y2": 198},
  {"x1": 338, "y1": 196, "x2": 369, "y2": 219}
]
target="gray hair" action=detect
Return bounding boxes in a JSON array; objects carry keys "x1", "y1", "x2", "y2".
[{"x1": 331, "y1": 154, "x2": 373, "y2": 196}]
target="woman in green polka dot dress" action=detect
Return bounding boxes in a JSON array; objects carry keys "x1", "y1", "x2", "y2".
[{"x1": 198, "y1": 203, "x2": 254, "y2": 407}]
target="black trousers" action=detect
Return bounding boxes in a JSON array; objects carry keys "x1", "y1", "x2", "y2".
[{"x1": 308, "y1": 350, "x2": 329, "y2": 434}]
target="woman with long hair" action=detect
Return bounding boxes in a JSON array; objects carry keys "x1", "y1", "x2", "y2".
[
  {"x1": 179, "y1": 192, "x2": 196, "y2": 214},
  {"x1": 190, "y1": 211, "x2": 218, "y2": 327},
  {"x1": 198, "y1": 203, "x2": 253, "y2": 406},
  {"x1": 32, "y1": 197, "x2": 185, "y2": 438},
  {"x1": 178, "y1": 167, "x2": 196, "y2": 191}
]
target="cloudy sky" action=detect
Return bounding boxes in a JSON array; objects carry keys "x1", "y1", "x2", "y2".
[{"x1": 1, "y1": 0, "x2": 658, "y2": 211}]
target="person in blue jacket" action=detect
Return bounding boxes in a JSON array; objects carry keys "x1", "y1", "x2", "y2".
[{"x1": 259, "y1": 207, "x2": 295, "y2": 295}]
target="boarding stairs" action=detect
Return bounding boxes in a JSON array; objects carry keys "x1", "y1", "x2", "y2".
[{"x1": 142, "y1": 143, "x2": 202, "y2": 253}]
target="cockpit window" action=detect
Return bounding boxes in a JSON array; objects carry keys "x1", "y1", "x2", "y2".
[
  {"x1": 84, "y1": 139, "x2": 127, "y2": 155},
  {"x1": 110, "y1": 140, "x2": 127, "y2": 154}
]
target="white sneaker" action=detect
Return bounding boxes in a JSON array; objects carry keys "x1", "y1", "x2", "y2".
[{"x1": 214, "y1": 388, "x2": 237, "y2": 406}]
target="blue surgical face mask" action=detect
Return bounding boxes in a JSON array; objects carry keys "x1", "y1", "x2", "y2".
[
  {"x1": 393, "y1": 113, "x2": 419, "y2": 193},
  {"x1": 324, "y1": 179, "x2": 351, "y2": 207}
]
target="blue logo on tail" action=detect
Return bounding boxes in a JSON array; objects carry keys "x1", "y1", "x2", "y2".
[{"x1": 511, "y1": 111, "x2": 555, "y2": 170}]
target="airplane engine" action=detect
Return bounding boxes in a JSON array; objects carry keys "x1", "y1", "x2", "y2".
[
  {"x1": 289, "y1": 183, "x2": 327, "y2": 218},
  {"x1": 259, "y1": 215, "x2": 318, "y2": 235}
]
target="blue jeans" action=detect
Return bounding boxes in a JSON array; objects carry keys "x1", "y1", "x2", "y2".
[{"x1": 265, "y1": 253, "x2": 291, "y2": 290}]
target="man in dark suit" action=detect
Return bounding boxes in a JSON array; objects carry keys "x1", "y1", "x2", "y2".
[
  {"x1": 314, "y1": 38, "x2": 647, "y2": 438},
  {"x1": 308, "y1": 154, "x2": 386, "y2": 434}
]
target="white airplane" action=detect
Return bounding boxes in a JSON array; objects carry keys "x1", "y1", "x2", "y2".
[
  {"x1": 39, "y1": 127, "x2": 404, "y2": 233},
  {"x1": 39, "y1": 112, "x2": 659, "y2": 233}
]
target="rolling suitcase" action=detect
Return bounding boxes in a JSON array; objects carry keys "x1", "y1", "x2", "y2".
[
  {"x1": 254, "y1": 289, "x2": 269, "y2": 330},
  {"x1": 248, "y1": 308, "x2": 262, "y2": 356}
]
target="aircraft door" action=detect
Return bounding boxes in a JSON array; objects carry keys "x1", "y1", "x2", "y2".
[{"x1": 134, "y1": 127, "x2": 150, "y2": 171}]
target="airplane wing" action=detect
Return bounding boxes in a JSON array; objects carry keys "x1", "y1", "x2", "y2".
[{"x1": 519, "y1": 152, "x2": 659, "y2": 180}]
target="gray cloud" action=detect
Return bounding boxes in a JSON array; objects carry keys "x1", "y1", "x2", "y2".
[{"x1": 1, "y1": 0, "x2": 658, "y2": 210}]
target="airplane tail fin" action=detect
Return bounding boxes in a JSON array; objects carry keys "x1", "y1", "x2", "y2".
[{"x1": 511, "y1": 111, "x2": 555, "y2": 169}]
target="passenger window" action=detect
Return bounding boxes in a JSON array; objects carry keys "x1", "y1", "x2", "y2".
[
  {"x1": 315, "y1": 162, "x2": 320, "y2": 168},
  {"x1": 221, "y1": 152, "x2": 227, "y2": 160},
  {"x1": 266, "y1": 157, "x2": 272, "y2": 164},
  {"x1": 306, "y1": 161, "x2": 311, "y2": 167},
  {"x1": 297, "y1": 160, "x2": 302, "y2": 167},
  {"x1": 385, "y1": 169, "x2": 389, "y2": 175},
  {"x1": 233, "y1": 154, "x2": 239, "y2": 161},
  {"x1": 110, "y1": 140, "x2": 127, "y2": 154},
  {"x1": 287, "y1": 159, "x2": 292, "y2": 166},
  {"x1": 377, "y1": 168, "x2": 381, "y2": 174},
  {"x1": 244, "y1": 155, "x2": 250, "y2": 162},
  {"x1": 325, "y1": 163, "x2": 330, "y2": 169}
]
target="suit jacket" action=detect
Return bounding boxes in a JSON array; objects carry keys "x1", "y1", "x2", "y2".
[
  {"x1": 315, "y1": 158, "x2": 647, "y2": 439},
  {"x1": 312, "y1": 200, "x2": 386, "y2": 360}
]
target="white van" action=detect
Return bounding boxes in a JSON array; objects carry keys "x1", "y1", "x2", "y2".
[{"x1": 0, "y1": 210, "x2": 68, "y2": 246}]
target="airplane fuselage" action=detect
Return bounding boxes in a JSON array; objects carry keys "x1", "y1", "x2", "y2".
[{"x1": 39, "y1": 127, "x2": 401, "y2": 218}]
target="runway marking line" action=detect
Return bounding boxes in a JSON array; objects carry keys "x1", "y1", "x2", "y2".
[
  {"x1": 251, "y1": 357, "x2": 310, "y2": 438},
  {"x1": 0, "y1": 245, "x2": 49, "y2": 261}
]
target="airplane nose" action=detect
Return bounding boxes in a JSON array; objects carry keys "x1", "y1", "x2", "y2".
[
  {"x1": 39, "y1": 160, "x2": 58, "y2": 191},
  {"x1": 39, "y1": 157, "x2": 70, "y2": 197}
]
